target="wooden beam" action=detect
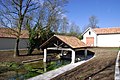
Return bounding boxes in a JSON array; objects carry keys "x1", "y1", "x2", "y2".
[
  {"x1": 75, "y1": 48, "x2": 87, "y2": 51},
  {"x1": 47, "y1": 47, "x2": 76, "y2": 63},
  {"x1": 47, "y1": 47, "x2": 72, "y2": 51},
  {"x1": 22, "y1": 58, "x2": 43, "y2": 63}
]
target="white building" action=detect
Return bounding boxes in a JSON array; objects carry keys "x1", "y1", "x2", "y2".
[
  {"x1": 82, "y1": 27, "x2": 120, "y2": 47},
  {"x1": 0, "y1": 28, "x2": 28, "y2": 50}
]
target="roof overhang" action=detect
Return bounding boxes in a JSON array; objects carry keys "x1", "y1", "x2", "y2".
[{"x1": 40, "y1": 35, "x2": 87, "y2": 49}]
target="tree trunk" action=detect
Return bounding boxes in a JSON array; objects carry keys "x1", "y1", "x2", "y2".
[
  {"x1": 27, "y1": 47, "x2": 34, "y2": 55},
  {"x1": 14, "y1": 38, "x2": 19, "y2": 57}
]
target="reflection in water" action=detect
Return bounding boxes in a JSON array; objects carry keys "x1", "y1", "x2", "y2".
[
  {"x1": 9, "y1": 59, "x2": 71, "y2": 80},
  {"x1": 43, "y1": 62, "x2": 47, "y2": 72}
]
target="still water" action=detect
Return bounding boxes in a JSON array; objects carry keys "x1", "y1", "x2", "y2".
[
  {"x1": 9, "y1": 52, "x2": 94, "y2": 80},
  {"x1": 9, "y1": 59, "x2": 71, "y2": 80}
]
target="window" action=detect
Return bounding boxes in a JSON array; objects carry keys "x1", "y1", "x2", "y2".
[{"x1": 89, "y1": 31, "x2": 91, "y2": 35}]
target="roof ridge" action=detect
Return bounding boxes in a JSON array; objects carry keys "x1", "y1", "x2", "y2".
[
  {"x1": 41, "y1": 35, "x2": 86, "y2": 49},
  {"x1": 93, "y1": 27, "x2": 120, "y2": 29},
  {"x1": 54, "y1": 34, "x2": 77, "y2": 38},
  {"x1": 93, "y1": 27, "x2": 120, "y2": 34}
]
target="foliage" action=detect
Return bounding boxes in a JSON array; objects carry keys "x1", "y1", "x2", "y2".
[
  {"x1": 25, "y1": 0, "x2": 68, "y2": 54},
  {"x1": 26, "y1": 20, "x2": 38, "y2": 55},
  {"x1": 26, "y1": 20, "x2": 54, "y2": 54},
  {"x1": 0, "y1": 0, "x2": 83, "y2": 56},
  {"x1": 0, "y1": 62, "x2": 22, "y2": 74},
  {"x1": 0, "y1": 58, "x2": 71, "y2": 79},
  {"x1": 77, "y1": 34, "x2": 83, "y2": 40},
  {"x1": 24, "y1": 71, "x2": 39, "y2": 79},
  {"x1": 47, "y1": 62, "x2": 57, "y2": 70}
]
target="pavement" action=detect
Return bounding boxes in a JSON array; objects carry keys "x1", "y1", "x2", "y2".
[
  {"x1": 115, "y1": 51, "x2": 120, "y2": 80},
  {"x1": 28, "y1": 56, "x2": 95, "y2": 80}
]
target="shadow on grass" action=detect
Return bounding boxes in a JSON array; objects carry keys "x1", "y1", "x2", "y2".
[{"x1": 19, "y1": 53, "x2": 43, "y2": 56}]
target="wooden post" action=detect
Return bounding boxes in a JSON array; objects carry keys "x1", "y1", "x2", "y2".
[
  {"x1": 71, "y1": 50, "x2": 75, "y2": 63},
  {"x1": 85, "y1": 49, "x2": 87, "y2": 58},
  {"x1": 43, "y1": 49, "x2": 47, "y2": 62}
]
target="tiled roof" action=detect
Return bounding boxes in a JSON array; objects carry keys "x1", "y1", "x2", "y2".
[
  {"x1": 41, "y1": 35, "x2": 86, "y2": 49},
  {"x1": 0, "y1": 28, "x2": 29, "y2": 38},
  {"x1": 93, "y1": 27, "x2": 120, "y2": 34},
  {"x1": 55, "y1": 35, "x2": 86, "y2": 48}
]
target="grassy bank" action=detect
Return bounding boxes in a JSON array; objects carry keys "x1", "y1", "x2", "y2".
[
  {"x1": 0, "y1": 50, "x2": 43, "y2": 79},
  {"x1": 0, "y1": 49, "x2": 71, "y2": 79}
]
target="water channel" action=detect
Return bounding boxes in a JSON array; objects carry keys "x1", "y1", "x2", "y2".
[{"x1": 8, "y1": 50, "x2": 94, "y2": 80}]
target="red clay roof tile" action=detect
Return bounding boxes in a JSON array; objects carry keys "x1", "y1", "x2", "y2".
[
  {"x1": 0, "y1": 28, "x2": 29, "y2": 38},
  {"x1": 93, "y1": 27, "x2": 120, "y2": 34},
  {"x1": 41, "y1": 35, "x2": 86, "y2": 49}
]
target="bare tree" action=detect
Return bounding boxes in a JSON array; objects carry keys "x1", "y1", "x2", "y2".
[
  {"x1": 0, "y1": 0, "x2": 39, "y2": 56},
  {"x1": 88, "y1": 15, "x2": 98, "y2": 28},
  {"x1": 69, "y1": 22, "x2": 80, "y2": 36},
  {"x1": 36, "y1": 0, "x2": 68, "y2": 35},
  {"x1": 61, "y1": 17, "x2": 69, "y2": 33},
  {"x1": 0, "y1": 0, "x2": 68, "y2": 55}
]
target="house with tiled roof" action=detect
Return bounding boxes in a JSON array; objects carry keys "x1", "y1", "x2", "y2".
[
  {"x1": 0, "y1": 28, "x2": 29, "y2": 50},
  {"x1": 82, "y1": 27, "x2": 120, "y2": 47}
]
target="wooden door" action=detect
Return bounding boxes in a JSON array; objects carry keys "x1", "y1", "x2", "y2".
[{"x1": 86, "y1": 37, "x2": 94, "y2": 46}]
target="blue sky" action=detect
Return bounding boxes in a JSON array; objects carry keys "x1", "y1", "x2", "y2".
[{"x1": 65, "y1": 0, "x2": 120, "y2": 31}]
